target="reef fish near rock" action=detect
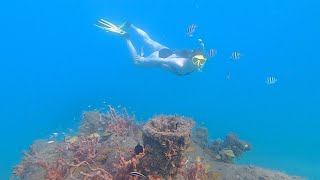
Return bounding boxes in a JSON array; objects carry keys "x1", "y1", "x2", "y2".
[
  {"x1": 130, "y1": 171, "x2": 145, "y2": 178},
  {"x1": 134, "y1": 143, "x2": 143, "y2": 155}
]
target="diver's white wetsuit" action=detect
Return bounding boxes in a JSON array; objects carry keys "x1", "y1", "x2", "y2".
[{"x1": 125, "y1": 25, "x2": 197, "y2": 76}]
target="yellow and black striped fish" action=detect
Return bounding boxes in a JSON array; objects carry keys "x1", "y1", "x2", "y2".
[
  {"x1": 265, "y1": 76, "x2": 277, "y2": 85},
  {"x1": 207, "y1": 48, "x2": 217, "y2": 58},
  {"x1": 230, "y1": 51, "x2": 242, "y2": 60},
  {"x1": 130, "y1": 172, "x2": 145, "y2": 178},
  {"x1": 186, "y1": 24, "x2": 197, "y2": 37}
]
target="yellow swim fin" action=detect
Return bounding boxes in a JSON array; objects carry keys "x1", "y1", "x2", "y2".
[{"x1": 95, "y1": 19, "x2": 127, "y2": 35}]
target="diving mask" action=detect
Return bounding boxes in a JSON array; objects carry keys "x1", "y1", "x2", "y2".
[{"x1": 192, "y1": 54, "x2": 207, "y2": 67}]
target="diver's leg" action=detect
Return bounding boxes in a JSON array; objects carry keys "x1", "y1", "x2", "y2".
[
  {"x1": 131, "y1": 25, "x2": 168, "y2": 51},
  {"x1": 125, "y1": 39, "x2": 170, "y2": 67},
  {"x1": 125, "y1": 39, "x2": 146, "y2": 64}
]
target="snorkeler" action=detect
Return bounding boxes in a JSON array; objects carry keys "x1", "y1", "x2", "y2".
[{"x1": 95, "y1": 19, "x2": 208, "y2": 76}]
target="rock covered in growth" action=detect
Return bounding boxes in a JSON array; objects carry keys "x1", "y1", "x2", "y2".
[
  {"x1": 79, "y1": 111, "x2": 103, "y2": 136},
  {"x1": 209, "y1": 133, "x2": 251, "y2": 163},
  {"x1": 141, "y1": 115, "x2": 195, "y2": 179},
  {"x1": 224, "y1": 133, "x2": 251, "y2": 156},
  {"x1": 193, "y1": 127, "x2": 209, "y2": 148}
]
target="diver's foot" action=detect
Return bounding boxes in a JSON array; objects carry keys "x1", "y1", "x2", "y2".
[
  {"x1": 95, "y1": 19, "x2": 127, "y2": 35},
  {"x1": 121, "y1": 32, "x2": 130, "y2": 39},
  {"x1": 121, "y1": 21, "x2": 132, "y2": 29}
]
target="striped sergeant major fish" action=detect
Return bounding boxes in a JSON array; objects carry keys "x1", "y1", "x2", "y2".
[
  {"x1": 130, "y1": 171, "x2": 146, "y2": 178},
  {"x1": 265, "y1": 76, "x2": 277, "y2": 85},
  {"x1": 207, "y1": 48, "x2": 217, "y2": 58},
  {"x1": 230, "y1": 51, "x2": 242, "y2": 60},
  {"x1": 186, "y1": 24, "x2": 197, "y2": 37}
]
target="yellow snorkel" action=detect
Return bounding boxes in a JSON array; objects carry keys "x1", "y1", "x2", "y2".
[{"x1": 192, "y1": 54, "x2": 207, "y2": 72}]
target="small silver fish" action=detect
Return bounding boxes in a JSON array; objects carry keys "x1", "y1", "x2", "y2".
[
  {"x1": 226, "y1": 72, "x2": 231, "y2": 80},
  {"x1": 185, "y1": 159, "x2": 189, "y2": 165},
  {"x1": 194, "y1": 0, "x2": 199, "y2": 8},
  {"x1": 47, "y1": 141, "x2": 55, "y2": 144},
  {"x1": 129, "y1": 172, "x2": 145, "y2": 178},
  {"x1": 198, "y1": 39, "x2": 205, "y2": 47},
  {"x1": 186, "y1": 24, "x2": 197, "y2": 37},
  {"x1": 208, "y1": 48, "x2": 217, "y2": 58},
  {"x1": 265, "y1": 76, "x2": 277, "y2": 85},
  {"x1": 231, "y1": 51, "x2": 241, "y2": 60},
  {"x1": 244, "y1": 144, "x2": 249, "y2": 149}
]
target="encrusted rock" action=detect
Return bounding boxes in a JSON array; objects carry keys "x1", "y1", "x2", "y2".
[
  {"x1": 141, "y1": 115, "x2": 195, "y2": 179},
  {"x1": 79, "y1": 111, "x2": 103, "y2": 136},
  {"x1": 193, "y1": 127, "x2": 209, "y2": 148}
]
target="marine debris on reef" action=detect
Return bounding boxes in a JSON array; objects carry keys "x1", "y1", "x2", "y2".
[{"x1": 12, "y1": 107, "x2": 304, "y2": 180}]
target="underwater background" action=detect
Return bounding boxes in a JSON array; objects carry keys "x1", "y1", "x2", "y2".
[{"x1": 0, "y1": 0, "x2": 319, "y2": 179}]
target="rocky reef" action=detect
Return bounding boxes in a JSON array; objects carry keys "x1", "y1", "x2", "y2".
[
  {"x1": 12, "y1": 107, "x2": 304, "y2": 180},
  {"x1": 193, "y1": 127, "x2": 252, "y2": 164}
]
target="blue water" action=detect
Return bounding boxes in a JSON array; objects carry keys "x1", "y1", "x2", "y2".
[{"x1": 0, "y1": 0, "x2": 319, "y2": 179}]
